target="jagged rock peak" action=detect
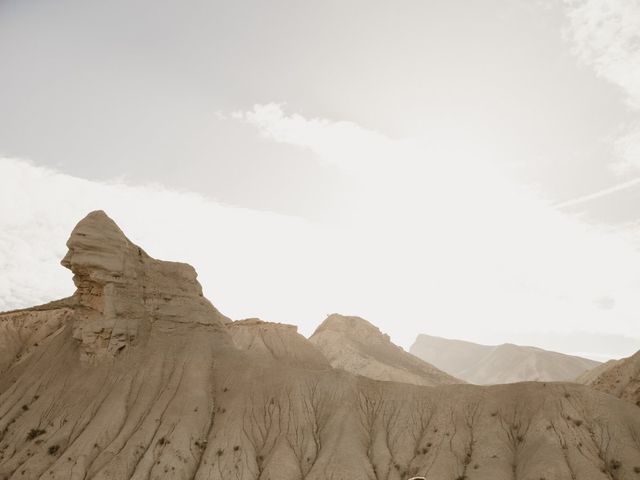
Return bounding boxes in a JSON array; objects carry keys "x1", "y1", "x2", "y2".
[
  {"x1": 60, "y1": 210, "x2": 229, "y2": 359},
  {"x1": 313, "y1": 313, "x2": 391, "y2": 343}
]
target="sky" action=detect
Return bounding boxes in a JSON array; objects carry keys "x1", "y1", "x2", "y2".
[{"x1": 1, "y1": 0, "x2": 640, "y2": 360}]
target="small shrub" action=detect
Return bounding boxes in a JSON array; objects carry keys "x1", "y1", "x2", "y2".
[
  {"x1": 610, "y1": 460, "x2": 622, "y2": 470},
  {"x1": 233, "y1": 445, "x2": 240, "y2": 451},
  {"x1": 21, "y1": 405, "x2": 29, "y2": 412},
  {"x1": 633, "y1": 466, "x2": 640, "y2": 473},
  {"x1": 47, "y1": 445, "x2": 59, "y2": 456},
  {"x1": 26, "y1": 429, "x2": 46, "y2": 441},
  {"x1": 216, "y1": 448, "x2": 224, "y2": 456}
]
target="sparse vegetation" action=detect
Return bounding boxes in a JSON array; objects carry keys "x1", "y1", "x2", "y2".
[{"x1": 26, "y1": 428, "x2": 46, "y2": 441}]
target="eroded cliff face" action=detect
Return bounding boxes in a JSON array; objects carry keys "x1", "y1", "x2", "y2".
[
  {"x1": 1, "y1": 211, "x2": 639, "y2": 480},
  {"x1": 58, "y1": 210, "x2": 229, "y2": 360}
]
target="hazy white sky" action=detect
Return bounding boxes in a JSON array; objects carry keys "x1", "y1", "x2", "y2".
[{"x1": 1, "y1": 0, "x2": 640, "y2": 359}]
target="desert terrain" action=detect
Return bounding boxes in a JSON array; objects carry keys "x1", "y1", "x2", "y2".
[{"x1": 0, "y1": 211, "x2": 639, "y2": 480}]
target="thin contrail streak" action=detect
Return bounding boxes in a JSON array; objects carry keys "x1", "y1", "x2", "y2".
[{"x1": 554, "y1": 177, "x2": 640, "y2": 209}]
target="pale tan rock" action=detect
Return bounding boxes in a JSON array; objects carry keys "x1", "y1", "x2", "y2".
[
  {"x1": 0, "y1": 305, "x2": 71, "y2": 374},
  {"x1": 410, "y1": 333, "x2": 600, "y2": 384},
  {"x1": 229, "y1": 318, "x2": 329, "y2": 368},
  {"x1": 310, "y1": 314, "x2": 463, "y2": 386},
  {"x1": 1, "y1": 211, "x2": 639, "y2": 480},
  {"x1": 579, "y1": 350, "x2": 640, "y2": 408},
  {"x1": 58, "y1": 210, "x2": 229, "y2": 361}
]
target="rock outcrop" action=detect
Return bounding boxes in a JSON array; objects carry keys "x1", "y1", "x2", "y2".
[
  {"x1": 310, "y1": 314, "x2": 462, "y2": 386},
  {"x1": 579, "y1": 350, "x2": 640, "y2": 408},
  {"x1": 1, "y1": 211, "x2": 639, "y2": 480},
  {"x1": 229, "y1": 318, "x2": 329, "y2": 368},
  {"x1": 410, "y1": 333, "x2": 600, "y2": 384},
  {"x1": 59, "y1": 210, "x2": 229, "y2": 360}
]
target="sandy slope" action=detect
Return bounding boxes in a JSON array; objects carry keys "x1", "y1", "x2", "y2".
[
  {"x1": 578, "y1": 350, "x2": 640, "y2": 408},
  {"x1": 1, "y1": 211, "x2": 639, "y2": 480},
  {"x1": 310, "y1": 314, "x2": 462, "y2": 386},
  {"x1": 411, "y1": 334, "x2": 600, "y2": 385}
]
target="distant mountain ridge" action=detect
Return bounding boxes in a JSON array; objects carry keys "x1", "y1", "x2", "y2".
[{"x1": 410, "y1": 334, "x2": 600, "y2": 384}]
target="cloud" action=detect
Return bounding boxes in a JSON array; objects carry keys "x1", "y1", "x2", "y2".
[
  {"x1": 3, "y1": 101, "x2": 640, "y2": 357},
  {"x1": 232, "y1": 103, "x2": 399, "y2": 172},
  {"x1": 231, "y1": 105, "x2": 640, "y2": 351},
  {"x1": 553, "y1": 176, "x2": 640, "y2": 208},
  {"x1": 563, "y1": 0, "x2": 640, "y2": 171}
]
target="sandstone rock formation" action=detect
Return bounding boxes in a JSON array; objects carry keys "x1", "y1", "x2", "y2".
[
  {"x1": 1, "y1": 211, "x2": 639, "y2": 480},
  {"x1": 310, "y1": 314, "x2": 462, "y2": 386},
  {"x1": 410, "y1": 334, "x2": 600, "y2": 385},
  {"x1": 229, "y1": 318, "x2": 330, "y2": 369},
  {"x1": 578, "y1": 350, "x2": 640, "y2": 408}
]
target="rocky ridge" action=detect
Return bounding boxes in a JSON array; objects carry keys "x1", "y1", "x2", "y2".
[
  {"x1": 0, "y1": 211, "x2": 639, "y2": 480},
  {"x1": 310, "y1": 314, "x2": 462, "y2": 386}
]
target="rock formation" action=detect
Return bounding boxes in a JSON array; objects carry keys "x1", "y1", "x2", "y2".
[
  {"x1": 578, "y1": 350, "x2": 640, "y2": 408},
  {"x1": 1, "y1": 211, "x2": 639, "y2": 479},
  {"x1": 410, "y1": 333, "x2": 600, "y2": 385},
  {"x1": 229, "y1": 318, "x2": 329, "y2": 369},
  {"x1": 310, "y1": 314, "x2": 462, "y2": 386}
]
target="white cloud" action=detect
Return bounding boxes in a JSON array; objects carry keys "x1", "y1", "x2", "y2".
[
  {"x1": 232, "y1": 104, "x2": 640, "y2": 353},
  {"x1": 2, "y1": 101, "x2": 640, "y2": 358},
  {"x1": 233, "y1": 103, "x2": 400, "y2": 172},
  {"x1": 563, "y1": 0, "x2": 640, "y2": 171}
]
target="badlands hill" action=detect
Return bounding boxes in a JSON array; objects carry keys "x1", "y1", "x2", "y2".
[
  {"x1": 309, "y1": 314, "x2": 461, "y2": 386},
  {"x1": 410, "y1": 334, "x2": 600, "y2": 385},
  {"x1": 578, "y1": 350, "x2": 640, "y2": 408},
  {"x1": 0, "y1": 211, "x2": 639, "y2": 480}
]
